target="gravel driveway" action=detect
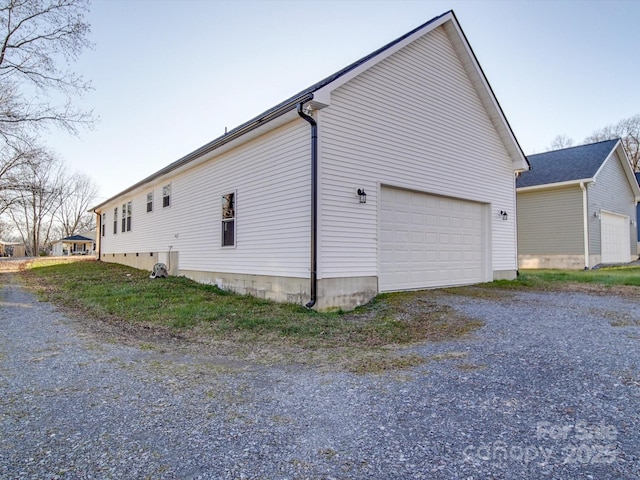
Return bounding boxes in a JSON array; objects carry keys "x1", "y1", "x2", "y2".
[{"x1": 1, "y1": 269, "x2": 640, "y2": 479}]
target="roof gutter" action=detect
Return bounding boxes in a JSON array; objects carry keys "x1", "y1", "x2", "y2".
[
  {"x1": 92, "y1": 93, "x2": 314, "y2": 212},
  {"x1": 297, "y1": 100, "x2": 318, "y2": 309}
]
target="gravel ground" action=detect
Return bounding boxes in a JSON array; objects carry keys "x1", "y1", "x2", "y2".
[{"x1": 1, "y1": 270, "x2": 640, "y2": 479}]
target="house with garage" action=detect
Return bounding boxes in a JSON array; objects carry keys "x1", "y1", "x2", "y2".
[
  {"x1": 91, "y1": 10, "x2": 529, "y2": 310},
  {"x1": 517, "y1": 139, "x2": 640, "y2": 269}
]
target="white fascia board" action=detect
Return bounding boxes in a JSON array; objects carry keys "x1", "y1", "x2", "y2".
[
  {"x1": 312, "y1": 12, "x2": 453, "y2": 107},
  {"x1": 516, "y1": 179, "x2": 594, "y2": 192}
]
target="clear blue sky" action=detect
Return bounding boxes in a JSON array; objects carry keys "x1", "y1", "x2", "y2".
[{"x1": 44, "y1": 0, "x2": 640, "y2": 202}]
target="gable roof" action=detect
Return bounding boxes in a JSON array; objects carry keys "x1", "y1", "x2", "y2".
[
  {"x1": 517, "y1": 139, "x2": 640, "y2": 201},
  {"x1": 93, "y1": 10, "x2": 528, "y2": 212},
  {"x1": 61, "y1": 234, "x2": 94, "y2": 242},
  {"x1": 517, "y1": 139, "x2": 619, "y2": 188}
]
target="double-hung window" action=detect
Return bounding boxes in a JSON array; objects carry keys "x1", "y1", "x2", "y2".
[
  {"x1": 163, "y1": 184, "x2": 171, "y2": 208},
  {"x1": 113, "y1": 207, "x2": 118, "y2": 234},
  {"x1": 147, "y1": 192, "x2": 153, "y2": 213},
  {"x1": 221, "y1": 192, "x2": 235, "y2": 247},
  {"x1": 121, "y1": 201, "x2": 132, "y2": 232},
  {"x1": 101, "y1": 213, "x2": 106, "y2": 237}
]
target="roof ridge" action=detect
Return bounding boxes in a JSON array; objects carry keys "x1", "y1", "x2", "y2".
[{"x1": 530, "y1": 138, "x2": 619, "y2": 157}]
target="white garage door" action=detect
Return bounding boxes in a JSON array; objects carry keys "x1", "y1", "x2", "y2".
[
  {"x1": 600, "y1": 211, "x2": 630, "y2": 264},
  {"x1": 379, "y1": 187, "x2": 487, "y2": 292}
]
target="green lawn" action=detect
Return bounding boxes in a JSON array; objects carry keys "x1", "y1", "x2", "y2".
[
  {"x1": 17, "y1": 259, "x2": 639, "y2": 371},
  {"x1": 514, "y1": 266, "x2": 640, "y2": 288},
  {"x1": 19, "y1": 259, "x2": 482, "y2": 373}
]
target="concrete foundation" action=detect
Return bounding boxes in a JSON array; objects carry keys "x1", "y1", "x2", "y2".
[
  {"x1": 518, "y1": 254, "x2": 586, "y2": 270},
  {"x1": 492, "y1": 269, "x2": 518, "y2": 281},
  {"x1": 180, "y1": 270, "x2": 378, "y2": 311},
  {"x1": 101, "y1": 251, "x2": 179, "y2": 275}
]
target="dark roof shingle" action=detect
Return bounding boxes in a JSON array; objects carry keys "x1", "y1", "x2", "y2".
[{"x1": 516, "y1": 139, "x2": 619, "y2": 188}]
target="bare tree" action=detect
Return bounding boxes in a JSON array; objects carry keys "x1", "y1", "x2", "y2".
[
  {"x1": 55, "y1": 171, "x2": 97, "y2": 237},
  {"x1": 547, "y1": 134, "x2": 574, "y2": 151},
  {"x1": 0, "y1": 0, "x2": 94, "y2": 142},
  {"x1": 0, "y1": 138, "x2": 41, "y2": 214},
  {"x1": 585, "y1": 114, "x2": 640, "y2": 171},
  {"x1": 8, "y1": 150, "x2": 65, "y2": 255},
  {"x1": 0, "y1": 0, "x2": 94, "y2": 229}
]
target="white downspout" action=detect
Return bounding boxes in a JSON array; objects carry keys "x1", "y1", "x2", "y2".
[{"x1": 580, "y1": 182, "x2": 589, "y2": 269}]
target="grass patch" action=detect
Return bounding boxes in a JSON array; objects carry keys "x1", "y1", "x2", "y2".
[
  {"x1": 519, "y1": 266, "x2": 640, "y2": 287},
  {"x1": 441, "y1": 266, "x2": 640, "y2": 296},
  {"x1": 19, "y1": 259, "x2": 483, "y2": 373}
]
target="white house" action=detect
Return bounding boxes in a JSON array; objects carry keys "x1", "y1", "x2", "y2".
[
  {"x1": 51, "y1": 232, "x2": 96, "y2": 256},
  {"x1": 92, "y1": 10, "x2": 529, "y2": 310}
]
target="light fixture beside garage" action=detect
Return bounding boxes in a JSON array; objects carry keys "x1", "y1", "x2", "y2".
[
  {"x1": 357, "y1": 188, "x2": 367, "y2": 203},
  {"x1": 500, "y1": 210, "x2": 508, "y2": 220}
]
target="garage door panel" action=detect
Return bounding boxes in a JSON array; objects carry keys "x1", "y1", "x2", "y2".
[{"x1": 380, "y1": 187, "x2": 487, "y2": 291}]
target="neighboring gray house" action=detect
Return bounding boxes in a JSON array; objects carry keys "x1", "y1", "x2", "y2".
[
  {"x1": 92, "y1": 11, "x2": 529, "y2": 310},
  {"x1": 517, "y1": 139, "x2": 640, "y2": 269}
]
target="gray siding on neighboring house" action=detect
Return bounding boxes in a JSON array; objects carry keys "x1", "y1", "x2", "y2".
[
  {"x1": 517, "y1": 186, "x2": 584, "y2": 255},
  {"x1": 587, "y1": 151, "x2": 637, "y2": 255}
]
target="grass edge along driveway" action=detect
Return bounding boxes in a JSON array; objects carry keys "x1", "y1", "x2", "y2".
[{"x1": 15, "y1": 258, "x2": 640, "y2": 373}]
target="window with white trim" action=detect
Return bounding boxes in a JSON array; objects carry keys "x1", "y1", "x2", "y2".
[
  {"x1": 221, "y1": 192, "x2": 235, "y2": 247},
  {"x1": 101, "y1": 213, "x2": 106, "y2": 237},
  {"x1": 113, "y1": 207, "x2": 118, "y2": 234},
  {"x1": 146, "y1": 192, "x2": 153, "y2": 212},
  {"x1": 121, "y1": 201, "x2": 132, "y2": 232},
  {"x1": 163, "y1": 184, "x2": 171, "y2": 208}
]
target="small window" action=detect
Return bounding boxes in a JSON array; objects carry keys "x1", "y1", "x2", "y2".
[
  {"x1": 147, "y1": 192, "x2": 153, "y2": 213},
  {"x1": 101, "y1": 213, "x2": 106, "y2": 237},
  {"x1": 113, "y1": 207, "x2": 118, "y2": 234},
  {"x1": 163, "y1": 184, "x2": 171, "y2": 208},
  {"x1": 221, "y1": 192, "x2": 235, "y2": 247},
  {"x1": 121, "y1": 201, "x2": 132, "y2": 232}
]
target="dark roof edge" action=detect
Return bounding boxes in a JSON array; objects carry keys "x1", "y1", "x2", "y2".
[
  {"x1": 92, "y1": 92, "x2": 314, "y2": 211},
  {"x1": 527, "y1": 138, "x2": 620, "y2": 159},
  {"x1": 91, "y1": 11, "x2": 454, "y2": 212}
]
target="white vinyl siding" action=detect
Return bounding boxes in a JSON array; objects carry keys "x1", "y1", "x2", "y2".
[
  {"x1": 588, "y1": 151, "x2": 637, "y2": 256},
  {"x1": 99, "y1": 120, "x2": 311, "y2": 277},
  {"x1": 517, "y1": 186, "x2": 584, "y2": 255},
  {"x1": 319, "y1": 25, "x2": 516, "y2": 279}
]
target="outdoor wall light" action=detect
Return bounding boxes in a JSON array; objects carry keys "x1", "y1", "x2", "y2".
[
  {"x1": 500, "y1": 210, "x2": 508, "y2": 220},
  {"x1": 357, "y1": 188, "x2": 367, "y2": 203}
]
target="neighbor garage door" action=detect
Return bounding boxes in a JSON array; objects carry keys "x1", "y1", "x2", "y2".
[
  {"x1": 600, "y1": 211, "x2": 630, "y2": 264},
  {"x1": 379, "y1": 187, "x2": 487, "y2": 292}
]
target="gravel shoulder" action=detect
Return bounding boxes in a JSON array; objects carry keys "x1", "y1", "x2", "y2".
[{"x1": 1, "y1": 269, "x2": 640, "y2": 479}]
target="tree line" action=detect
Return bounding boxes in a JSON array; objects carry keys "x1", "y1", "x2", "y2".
[
  {"x1": 0, "y1": 0, "x2": 97, "y2": 256},
  {"x1": 547, "y1": 114, "x2": 640, "y2": 171}
]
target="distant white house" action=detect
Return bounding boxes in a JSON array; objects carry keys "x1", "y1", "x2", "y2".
[
  {"x1": 51, "y1": 232, "x2": 96, "y2": 256},
  {"x1": 91, "y1": 10, "x2": 528, "y2": 310}
]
